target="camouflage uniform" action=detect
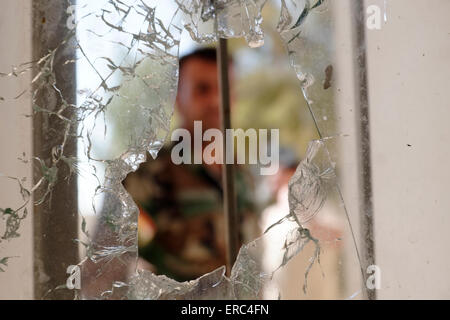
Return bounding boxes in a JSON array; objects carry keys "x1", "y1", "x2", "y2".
[{"x1": 123, "y1": 144, "x2": 258, "y2": 281}]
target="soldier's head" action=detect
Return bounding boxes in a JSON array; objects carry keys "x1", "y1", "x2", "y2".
[{"x1": 176, "y1": 48, "x2": 233, "y2": 132}]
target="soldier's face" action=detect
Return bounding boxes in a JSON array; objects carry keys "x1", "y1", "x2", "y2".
[{"x1": 177, "y1": 58, "x2": 221, "y2": 132}]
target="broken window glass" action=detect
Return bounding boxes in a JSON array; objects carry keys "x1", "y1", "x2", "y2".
[{"x1": 0, "y1": 0, "x2": 379, "y2": 300}]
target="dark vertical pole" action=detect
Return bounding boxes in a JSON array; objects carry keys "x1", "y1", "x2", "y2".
[
  {"x1": 33, "y1": 0, "x2": 79, "y2": 299},
  {"x1": 352, "y1": 0, "x2": 376, "y2": 300},
  {"x1": 217, "y1": 38, "x2": 239, "y2": 275}
]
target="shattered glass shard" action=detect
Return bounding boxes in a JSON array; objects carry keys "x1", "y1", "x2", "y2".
[
  {"x1": 288, "y1": 139, "x2": 335, "y2": 225},
  {"x1": 128, "y1": 266, "x2": 232, "y2": 300},
  {"x1": 127, "y1": 219, "x2": 320, "y2": 299},
  {"x1": 177, "y1": 0, "x2": 267, "y2": 47}
]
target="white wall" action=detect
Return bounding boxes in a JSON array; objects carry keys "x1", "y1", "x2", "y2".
[
  {"x1": 0, "y1": 0, "x2": 34, "y2": 299},
  {"x1": 366, "y1": 0, "x2": 450, "y2": 299}
]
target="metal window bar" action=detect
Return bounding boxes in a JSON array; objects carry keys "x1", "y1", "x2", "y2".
[
  {"x1": 353, "y1": 0, "x2": 376, "y2": 300},
  {"x1": 217, "y1": 38, "x2": 240, "y2": 275},
  {"x1": 32, "y1": 0, "x2": 79, "y2": 300}
]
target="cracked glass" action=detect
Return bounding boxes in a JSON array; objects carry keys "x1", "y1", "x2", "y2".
[{"x1": 0, "y1": 0, "x2": 384, "y2": 300}]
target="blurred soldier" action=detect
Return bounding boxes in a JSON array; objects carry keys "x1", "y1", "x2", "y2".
[{"x1": 123, "y1": 48, "x2": 258, "y2": 281}]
